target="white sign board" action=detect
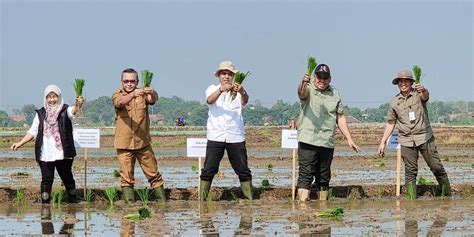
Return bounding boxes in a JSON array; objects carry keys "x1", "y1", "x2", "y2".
[
  {"x1": 187, "y1": 138, "x2": 207, "y2": 157},
  {"x1": 281, "y1": 129, "x2": 298, "y2": 149},
  {"x1": 387, "y1": 130, "x2": 400, "y2": 149},
  {"x1": 73, "y1": 129, "x2": 100, "y2": 148}
]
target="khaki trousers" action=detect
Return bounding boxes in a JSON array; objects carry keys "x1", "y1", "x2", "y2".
[{"x1": 117, "y1": 145, "x2": 164, "y2": 188}]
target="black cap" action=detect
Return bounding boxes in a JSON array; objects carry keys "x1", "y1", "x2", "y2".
[{"x1": 314, "y1": 64, "x2": 330, "y2": 76}]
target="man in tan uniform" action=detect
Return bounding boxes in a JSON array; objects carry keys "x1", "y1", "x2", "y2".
[
  {"x1": 378, "y1": 69, "x2": 451, "y2": 197},
  {"x1": 112, "y1": 68, "x2": 166, "y2": 203}
]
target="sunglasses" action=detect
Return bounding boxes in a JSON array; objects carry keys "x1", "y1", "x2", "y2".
[
  {"x1": 122, "y1": 80, "x2": 138, "y2": 84},
  {"x1": 315, "y1": 73, "x2": 330, "y2": 80}
]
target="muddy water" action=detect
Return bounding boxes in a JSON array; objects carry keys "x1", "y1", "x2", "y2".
[{"x1": 0, "y1": 199, "x2": 473, "y2": 235}]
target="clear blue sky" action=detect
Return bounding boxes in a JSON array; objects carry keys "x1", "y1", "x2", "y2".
[{"x1": 1, "y1": 0, "x2": 472, "y2": 111}]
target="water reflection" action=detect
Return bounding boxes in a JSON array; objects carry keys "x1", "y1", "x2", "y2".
[
  {"x1": 405, "y1": 216, "x2": 447, "y2": 236},
  {"x1": 40, "y1": 205, "x2": 77, "y2": 236}
]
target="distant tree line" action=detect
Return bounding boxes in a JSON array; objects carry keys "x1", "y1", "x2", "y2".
[{"x1": 1, "y1": 97, "x2": 473, "y2": 127}]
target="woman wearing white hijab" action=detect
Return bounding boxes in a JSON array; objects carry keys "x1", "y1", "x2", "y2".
[{"x1": 11, "y1": 85, "x2": 83, "y2": 204}]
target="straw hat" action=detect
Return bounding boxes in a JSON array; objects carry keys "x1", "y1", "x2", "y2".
[
  {"x1": 214, "y1": 60, "x2": 239, "y2": 77},
  {"x1": 392, "y1": 70, "x2": 414, "y2": 85}
]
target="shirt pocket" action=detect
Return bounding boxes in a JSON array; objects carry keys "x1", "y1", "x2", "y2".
[
  {"x1": 325, "y1": 100, "x2": 338, "y2": 114},
  {"x1": 134, "y1": 97, "x2": 147, "y2": 121}
]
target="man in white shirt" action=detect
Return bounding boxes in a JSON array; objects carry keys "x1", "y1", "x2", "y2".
[{"x1": 200, "y1": 60, "x2": 253, "y2": 201}]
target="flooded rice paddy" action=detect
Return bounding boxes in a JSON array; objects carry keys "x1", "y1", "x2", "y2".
[{"x1": 1, "y1": 199, "x2": 473, "y2": 236}]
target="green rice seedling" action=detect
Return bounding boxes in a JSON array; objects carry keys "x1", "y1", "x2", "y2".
[
  {"x1": 73, "y1": 78, "x2": 86, "y2": 97},
  {"x1": 191, "y1": 165, "x2": 198, "y2": 172},
  {"x1": 417, "y1": 176, "x2": 434, "y2": 186},
  {"x1": 136, "y1": 188, "x2": 150, "y2": 205},
  {"x1": 112, "y1": 169, "x2": 120, "y2": 178},
  {"x1": 125, "y1": 207, "x2": 151, "y2": 221},
  {"x1": 104, "y1": 187, "x2": 118, "y2": 205},
  {"x1": 267, "y1": 163, "x2": 273, "y2": 172},
  {"x1": 85, "y1": 189, "x2": 94, "y2": 203},
  {"x1": 440, "y1": 184, "x2": 450, "y2": 197},
  {"x1": 261, "y1": 179, "x2": 270, "y2": 187},
  {"x1": 442, "y1": 155, "x2": 449, "y2": 162},
  {"x1": 141, "y1": 70, "x2": 154, "y2": 87},
  {"x1": 51, "y1": 189, "x2": 65, "y2": 207},
  {"x1": 315, "y1": 207, "x2": 344, "y2": 220},
  {"x1": 412, "y1": 65, "x2": 422, "y2": 84},
  {"x1": 406, "y1": 184, "x2": 416, "y2": 200},
  {"x1": 327, "y1": 188, "x2": 335, "y2": 201},
  {"x1": 375, "y1": 187, "x2": 384, "y2": 201},
  {"x1": 15, "y1": 188, "x2": 25, "y2": 204},
  {"x1": 231, "y1": 71, "x2": 251, "y2": 101},
  {"x1": 11, "y1": 172, "x2": 29, "y2": 177},
  {"x1": 307, "y1": 56, "x2": 318, "y2": 75}
]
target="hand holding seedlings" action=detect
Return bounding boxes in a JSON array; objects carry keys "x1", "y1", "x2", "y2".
[
  {"x1": 415, "y1": 83, "x2": 425, "y2": 93},
  {"x1": 302, "y1": 73, "x2": 310, "y2": 83},
  {"x1": 143, "y1": 87, "x2": 155, "y2": 95},
  {"x1": 220, "y1": 84, "x2": 232, "y2": 93}
]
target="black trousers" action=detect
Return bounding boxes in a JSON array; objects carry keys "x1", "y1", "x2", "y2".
[
  {"x1": 38, "y1": 159, "x2": 76, "y2": 194},
  {"x1": 200, "y1": 140, "x2": 252, "y2": 182},
  {"x1": 297, "y1": 142, "x2": 334, "y2": 190}
]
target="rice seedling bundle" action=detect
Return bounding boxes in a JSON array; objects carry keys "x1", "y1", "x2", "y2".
[
  {"x1": 73, "y1": 78, "x2": 86, "y2": 97},
  {"x1": 141, "y1": 70, "x2": 154, "y2": 87},
  {"x1": 231, "y1": 71, "x2": 251, "y2": 101},
  {"x1": 412, "y1": 65, "x2": 422, "y2": 84}
]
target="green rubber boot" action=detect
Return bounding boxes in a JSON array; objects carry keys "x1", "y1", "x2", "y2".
[
  {"x1": 122, "y1": 187, "x2": 135, "y2": 204},
  {"x1": 153, "y1": 185, "x2": 166, "y2": 203},
  {"x1": 438, "y1": 177, "x2": 452, "y2": 197},
  {"x1": 199, "y1": 181, "x2": 211, "y2": 201},
  {"x1": 240, "y1": 181, "x2": 254, "y2": 201}
]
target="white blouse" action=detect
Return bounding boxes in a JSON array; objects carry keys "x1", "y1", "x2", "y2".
[{"x1": 27, "y1": 106, "x2": 75, "y2": 162}]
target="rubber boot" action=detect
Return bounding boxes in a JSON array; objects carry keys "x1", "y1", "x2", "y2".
[
  {"x1": 437, "y1": 177, "x2": 452, "y2": 197},
  {"x1": 240, "y1": 181, "x2": 254, "y2": 201},
  {"x1": 41, "y1": 184, "x2": 52, "y2": 204},
  {"x1": 199, "y1": 181, "x2": 211, "y2": 201},
  {"x1": 319, "y1": 187, "x2": 328, "y2": 201},
  {"x1": 405, "y1": 181, "x2": 417, "y2": 200},
  {"x1": 297, "y1": 188, "x2": 310, "y2": 202},
  {"x1": 122, "y1": 186, "x2": 135, "y2": 203},
  {"x1": 66, "y1": 189, "x2": 78, "y2": 203},
  {"x1": 153, "y1": 185, "x2": 166, "y2": 203}
]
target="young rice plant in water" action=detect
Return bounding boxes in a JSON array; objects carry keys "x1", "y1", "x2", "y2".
[
  {"x1": 15, "y1": 189, "x2": 25, "y2": 204},
  {"x1": 136, "y1": 188, "x2": 150, "y2": 205},
  {"x1": 104, "y1": 187, "x2": 118, "y2": 205},
  {"x1": 51, "y1": 189, "x2": 65, "y2": 207},
  {"x1": 85, "y1": 189, "x2": 94, "y2": 203}
]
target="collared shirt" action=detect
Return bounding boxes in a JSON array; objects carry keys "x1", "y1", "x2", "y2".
[
  {"x1": 28, "y1": 106, "x2": 74, "y2": 162},
  {"x1": 205, "y1": 84, "x2": 245, "y2": 143},
  {"x1": 112, "y1": 88, "x2": 157, "y2": 150},
  {"x1": 297, "y1": 83, "x2": 343, "y2": 148},
  {"x1": 387, "y1": 88, "x2": 433, "y2": 147}
]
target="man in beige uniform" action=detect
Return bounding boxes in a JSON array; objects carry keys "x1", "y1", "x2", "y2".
[
  {"x1": 378, "y1": 69, "x2": 451, "y2": 197},
  {"x1": 112, "y1": 68, "x2": 166, "y2": 203}
]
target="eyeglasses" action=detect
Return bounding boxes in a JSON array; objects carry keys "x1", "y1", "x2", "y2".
[{"x1": 122, "y1": 80, "x2": 137, "y2": 84}]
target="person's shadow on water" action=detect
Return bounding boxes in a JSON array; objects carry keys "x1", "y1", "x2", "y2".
[{"x1": 40, "y1": 205, "x2": 77, "y2": 236}]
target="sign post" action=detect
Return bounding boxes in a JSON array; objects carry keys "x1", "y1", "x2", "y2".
[
  {"x1": 73, "y1": 128, "x2": 100, "y2": 199},
  {"x1": 387, "y1": 130, "x2": 401, "y2": 196},
  {"x1": 281, "y1": 129, "x2": 298, "y2": 201},
  {"x1": 186, "y1": 138, "x2": 207, "y2": 200}
]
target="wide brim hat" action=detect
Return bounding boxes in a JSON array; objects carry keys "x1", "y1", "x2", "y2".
[
  {"x1": 392, "y1": 69, "x2": 414, "y2": 85},
  {"x1": 214, "y1": 60, "x2": 239, "y2": 77}
]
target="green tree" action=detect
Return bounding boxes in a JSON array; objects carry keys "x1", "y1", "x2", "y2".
[
  {"x1": 0, "y1": 110, "x2": 10, "y2": 127},
  {"x1": 83, "y1": 96, "x2": 115, "y2": 126},
  {"x1": 20, "y1": 104, "x2": 37, "y2": 125}
]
